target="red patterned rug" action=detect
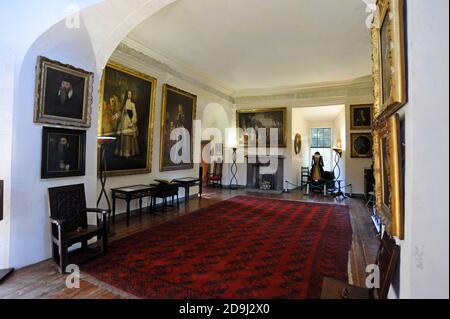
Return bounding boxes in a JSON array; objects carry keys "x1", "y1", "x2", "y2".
[{"x1": 83, "y1": 196, "x2": 352, "y2": 299}]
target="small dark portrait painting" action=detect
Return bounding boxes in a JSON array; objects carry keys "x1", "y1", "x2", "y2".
[
  {"x1": 34, "y1": 56, "x2": 94, "y2": 128},
  {"x1": 41, "y1": 127, "x2": 86, "y2": 179},
  {"x1": 351, "y1": 133, "x2": 373, "y2": 158},
  {"x1": 350, "y1": 104, "x2": 373, "y2": 130}
]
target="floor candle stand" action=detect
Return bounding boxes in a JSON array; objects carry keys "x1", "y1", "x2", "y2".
[
  {"x1": 332, "y1": 147, "x2": 346, "y2": 200},
  {"x1": 97, "y1": 137, "x2": 116, "y2": 234},
  {"x1": 229, "y1": 147, "x2": 239, "y2": 190}
]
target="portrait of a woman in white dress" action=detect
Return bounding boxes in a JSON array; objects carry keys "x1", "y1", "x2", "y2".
[{"x1": 115, "y1": 90, "x2": 140, "y2": 158}]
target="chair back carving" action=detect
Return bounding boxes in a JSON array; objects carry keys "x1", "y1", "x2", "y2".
[
  {"x1": 376, "y1": 233, "x2": 400, "y2": 299},
  {"x1": 48, "y1": 184, "x2": 88, "y2": 232}
]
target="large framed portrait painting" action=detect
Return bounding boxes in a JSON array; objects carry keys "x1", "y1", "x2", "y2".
[
  {"x1": 237, "y1": 108, "x2": 287, "y2": 147},
  {"x1": 373, "y1": 0, "x2": 407, "y2": 118},
  {"x1": 373, "y1": 114, "x2": 404, "y2": 239},
  {"x1": 34, "y1": 56, "x2": 94, "y2": 128},
  {"x1": 41, "y1": 127, "x2": 86, "y2": 179},
  {"x1": 98, "y1": 63, "x2": 156, "y2": 176},
  {"x1": 160, "y1": 84, "x2": 197, "y2": 172}
]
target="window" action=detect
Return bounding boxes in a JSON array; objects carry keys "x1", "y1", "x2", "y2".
[
  {"x1": 310, "y1": 128, "x2": 332, "y2": 172},
  {"x1": 311, "y1": 128, "x2": 331, "y2": 148}
]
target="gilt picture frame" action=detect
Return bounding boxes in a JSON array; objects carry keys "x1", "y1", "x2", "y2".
[
  {"x1": 237, "y1": 108, "x2": 287, "y2": 148},
  {"x1": 160, "y1": 84, "x2": 197, "y2": 172},
  {"x1": 351, "y1": 133, "x2": 373, "y2": 158},
  {"x1": 372, "y1": 0, "x2": 407, "y2": 122},
  {"x1": 34, "y1": 56, "x2": 94, "y2": 128},
  {"x1": 98, "y1": 62, "x2": 157, "y2": 177},
  {"x1": 350, "y1": 104, "x2": 373, "y2": 130},
  {"x1": 373, "y1": 114, "x2": 404, "y2": 239}
]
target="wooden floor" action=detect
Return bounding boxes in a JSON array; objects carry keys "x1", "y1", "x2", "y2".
[{"x1": 0, "y1": 188, "x2": 379, "y2": 299}]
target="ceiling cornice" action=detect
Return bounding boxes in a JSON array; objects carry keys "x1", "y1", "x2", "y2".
[
  {"x1": 234, "y1": 76, "x2": 373, "y2": 98},
  {"x1": 123, "y1": 36, "x2": 235, "y2": 97},
  {"x1": 118, "y1": 38, "x2": 373, "y2": 105}
]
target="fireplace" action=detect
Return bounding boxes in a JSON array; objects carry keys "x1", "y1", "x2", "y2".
[
  {"x1": 246, "y1": 155, "x2": 285, "y2": 192},
  {"x1": 259, "y1": 174, "x2": 275, "y2": 190}
]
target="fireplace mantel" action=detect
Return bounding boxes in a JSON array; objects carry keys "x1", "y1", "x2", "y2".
[{"x1": 245, "y1": 155, "x2": 286, "y2": 161}]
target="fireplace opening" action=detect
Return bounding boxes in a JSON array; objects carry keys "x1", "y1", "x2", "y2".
[{"x1": 259, "y1": 174, "x2": 275, "y2": 190}]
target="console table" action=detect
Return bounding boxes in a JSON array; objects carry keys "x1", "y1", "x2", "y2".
[
  {"x1": 172, "y1": 177, "x2": 202, "y2": 205},
  {"x1": 111, "y1": 185, "x2": 155, "y2": 227}
]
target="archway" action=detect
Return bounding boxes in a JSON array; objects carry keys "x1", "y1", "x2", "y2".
[{"x1": 6, "y1": 0, "x2": 183, "y2": 269}]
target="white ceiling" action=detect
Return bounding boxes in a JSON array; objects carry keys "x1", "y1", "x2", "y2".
[
  {"x1": 293, "y1": 105, "x2": 345, "y2": 123},
  {"x1": 127, "y1": 0, "x2": 372, "y2": 92}
]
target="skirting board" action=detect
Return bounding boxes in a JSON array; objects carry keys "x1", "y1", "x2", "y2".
[{"x1": 0, "y1": 268, "x2": 14, "y2": 283}]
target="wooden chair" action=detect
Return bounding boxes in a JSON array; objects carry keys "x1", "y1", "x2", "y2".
[
  {"x1": 321, "y1": 233, "x2": 400, "y2": 299},
  {"x1": 48, "y1": 184, "x2": 109, "y2": 274},
  {"x1": 207, "y1": 161, "x2": 223, "y2": 187},
  {"x1": 300, "y1": 167, "x2": 310, "y2": 190}
]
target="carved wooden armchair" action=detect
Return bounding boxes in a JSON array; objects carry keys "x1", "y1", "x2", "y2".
[
  {"x1": 48, "y1": 184, "x2": 109, "y2": 274},
  {"x1": 206, "y1": 161, "x2": 223, "y2": 187},
  {"x1": 321, "y1": 233, "x2": 400, "y2": 299}
]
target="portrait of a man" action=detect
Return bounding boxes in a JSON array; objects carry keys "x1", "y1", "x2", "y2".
[
  {"x1": 41, "y1": 127, "x2": 86, "y2": 179},
  {"x1": 160, "y1": 85, "x2": 197, "y2": 172},
  {"x1": 50, "y1": 136, "x2": 75, "y2": 172},
  {"x1": 35, "y1": 56, "x2": 93, "y2": 127},
  {"x1": 44, "y1": 73, "x2": 84, "y2": 120}
]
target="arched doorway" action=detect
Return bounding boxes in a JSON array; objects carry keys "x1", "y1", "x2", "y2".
[{"x1": 6, "y1": 0, "x2": 184, "y2": 269}]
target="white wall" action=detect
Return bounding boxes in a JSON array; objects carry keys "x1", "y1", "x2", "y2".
[
  {"x1": 0, "y1": 0, "x2": 104, "y2": 270},
  {"x1": 392, "y1": 0, "x2": 449, "y2": 299},
  {"x1": 0, "y1": 38, "x2": 15, "y2": 269},
  {"x1": 291, "y1": 109, "x2": 309, "y2": 187}
]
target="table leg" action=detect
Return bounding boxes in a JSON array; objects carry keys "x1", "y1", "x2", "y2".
[
  {"x1": 148, "y1": 196, "x2": 152, "y2": 214},
  {"x1": 126, "y1": 198, "x2": 130, "y2": 227},
  {"x1": 112, "y1": 194, "x2": 116, "y2": 223},
  {"x1": 139, "y1": 198, "x2": 143, "y2": 215},
  {"x1": 185, "y1": 187, "x2": 190, "y2": 205}
]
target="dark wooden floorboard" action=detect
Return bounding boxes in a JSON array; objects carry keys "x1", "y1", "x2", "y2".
[{"x1": 0, "y1": 188, "x2": 379, "y2": 299}]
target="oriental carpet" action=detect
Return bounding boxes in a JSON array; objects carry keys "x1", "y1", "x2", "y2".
[{"x1": 83, "y1": 196, "x2": 352, "y2": 299}]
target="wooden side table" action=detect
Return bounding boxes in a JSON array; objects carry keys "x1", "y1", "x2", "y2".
[
  {"x1": 172, "y1": 177, "x2": 202, "y2": 205},
  {"x1": 111, "y1": 185, "x2": 155, "y2": 227}
]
